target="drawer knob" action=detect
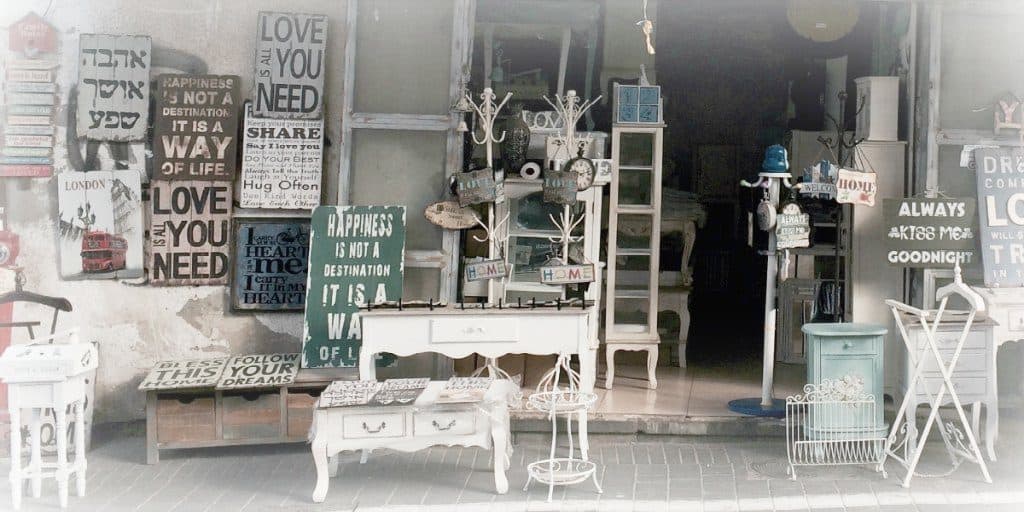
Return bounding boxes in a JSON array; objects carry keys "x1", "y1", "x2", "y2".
[
  {"x1": 432, "y1": 419, "x2": 457, "y2": 431},
  {"x1": 843, "y1": 341, "x2": 853, "y2": 349},
  {"x1": 362, "y1": 421, "x2": 386, "y2": 434}
]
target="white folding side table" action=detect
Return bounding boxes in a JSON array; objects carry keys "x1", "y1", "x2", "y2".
[
  {"x1": 0, "y1": 330, "x2": 97, "y2": 509},
  {"x1": 883, "y1": 269, "x2": 992, "y2": 488}
]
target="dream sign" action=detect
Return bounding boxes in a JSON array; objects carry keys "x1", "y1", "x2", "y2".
[
  {"x1": 255, "y1": 12, "x2": 328, "y2": 119},
  {"x1": 216, "y1": 353, "x2": 300, "y2": 389}
]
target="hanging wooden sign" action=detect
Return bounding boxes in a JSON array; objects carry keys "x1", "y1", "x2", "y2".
[
  {"x1": 424, "y1": 200, "x2": 479, "y2": 229},
  {"x1": 254, "y1": 12, "x2": 328, "y2": 119},
  {"x1": 883, "y1": 198, "x2": 977, "y2": 268},
  {"x1": 138, "y1": 358, "x2": 228, "y2": 390},
  {"x1": 76, "y1": 34, "x2": 151, "y2": 141},
  {"x1": 455, "y1": 168, "x2": 496, "y2": 207},
  {"x1": 975, "y1": 148, "x2": 1024, "y2": 286},
  {"x1": 231, "y1": 219, "x2": 310, "y2": 311},
  {"x1": 539, "y1": 263, "x2": 595, "y2": 284},
  {"x1": 465, "y1": 259, "x2": 508, "y2": 282},
  {"x1": 153, "y1": 74, "x2": 241, "y2": 181},
  {"x1": 835, "y1": 168, "x2": 877, "y2": 206},
  {"x1": 302, "y1": 205, "x2": 406, "y2": 368},
  {"x1": 9, "y1": 12, "x2": 57, "y2": 55},
  {"x1": 238, "y1": 104, "x2": 324, "y2": 208},
  {"x1": 543, "y1": 169, "x2": 577, "y2": 205},
  {"x1": 150, "y1": 181, "x2": 232, "y2": 285},
  {"x1": 57, "y1": 170, "x2": 144, "y2": 279},
  {"x1": 593, "y1": 158, "x2": 613, "y2": 185},
  {"x1": 775, "y1": 203, "x2": 810, "y2": 249},
  {"x1": 216, "y1": 353, "x2": 300, "y2": 389}
]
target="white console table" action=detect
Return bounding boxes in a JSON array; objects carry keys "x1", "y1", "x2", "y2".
[
  {"x1": 358, "y1": 307, "x2": 595, "y2": 458},
  {"x1": 972, "y1": 286, "x2": 1024, "y2": 395},
  {"x1": 309, "y1": 380, "x2": 515, "y2": 503}
]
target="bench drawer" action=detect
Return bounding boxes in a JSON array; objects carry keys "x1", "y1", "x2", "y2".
[
  {"x1": 414, "y1": 410, "x2": 477, "y2": 437},
  {"x1": 156, "y1": 393, "x2": 216, "y2": 443},
  {"x1": 342, "y1": 412, "x2": 406, "y2": 439}
]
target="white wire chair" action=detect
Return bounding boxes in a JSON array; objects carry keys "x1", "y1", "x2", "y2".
[{"x1": 786, "y1": 378, "x2": 888, "y2": 480}]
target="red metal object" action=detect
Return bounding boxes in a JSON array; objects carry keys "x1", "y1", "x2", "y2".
[{"x1": 8, "y1": 12, "x2": 57, "y2": 56}]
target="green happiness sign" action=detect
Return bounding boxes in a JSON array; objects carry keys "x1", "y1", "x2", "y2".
[{"x1": 301, "y1": 205, "x2": 406, "y2": 368}]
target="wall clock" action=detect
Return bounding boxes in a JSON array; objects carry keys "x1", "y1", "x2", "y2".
[{"x1": 564, "y1": 149, "x2": 595, "y2": 191}]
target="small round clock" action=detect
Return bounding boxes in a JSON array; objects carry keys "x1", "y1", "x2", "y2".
[{"x1": 564, "y1": 149, "x2": 595, "y2": 191}]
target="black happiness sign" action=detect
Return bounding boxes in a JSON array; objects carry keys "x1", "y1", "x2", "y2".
[
  {"x1": 154, "y1": 74, "x2": 241, "y2": 181},
  {"x1": 254, "y1": 12, "x2": 328, "y2": 119}
]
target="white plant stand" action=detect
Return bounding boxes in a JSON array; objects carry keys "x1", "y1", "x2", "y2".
[{"x1": 524, "y1": 354, "x2": 601, "y2": 502}]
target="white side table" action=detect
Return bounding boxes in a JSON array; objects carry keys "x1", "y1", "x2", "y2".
[{"x1": 0, "y1": 331, "x2": 97, "y2": 509}]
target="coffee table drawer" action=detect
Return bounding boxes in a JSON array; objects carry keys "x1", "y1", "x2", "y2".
[
  {"x1": 414, "y1": 410, "x2": 477, "y2": 437},
  {"x1": 430, "y1": 318, "x2": 518, "y2": 344},
  {"x1": 342, "y1": 412, "x2": 406, "y2": 439}
]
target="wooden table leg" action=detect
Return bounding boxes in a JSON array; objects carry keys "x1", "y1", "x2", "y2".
[
  {"x1": 75, "y1": 401, "x2": 87, "y2": 497},
  {"x1": 146, "y1": 391, "x2": 159, "y2": 465},
  {"x1": 311, "y1": 437, "x2": 329, "y2": 503},
  {"x1": 9, "y1": 405, "x2": 22, "y2": 510},
  {"x1": 55, "y1": 405, "x2": 69, "y2": 508},
  {"x1": 986, "y1": 400, "x2": 998, "y2": 462},
  {"x1": 491, "y1": 405, "x2": 509, "y2": 494},
  {"x1": 646, "y1": 345, "x2": 658, "y2": 390},
  {"x1": 604, "y1": 346, "x2": 616, "y2": 389},
  {"x1": 29, "y1": 409, "x2": 41, "y2": 499},
  {"x1": 359, "y1": 350, "x2": 376, "y2": 381}
]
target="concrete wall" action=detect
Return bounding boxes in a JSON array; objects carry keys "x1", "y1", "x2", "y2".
[{"x1": 0, "y1": 0, "x2": 353, "y2": 423}]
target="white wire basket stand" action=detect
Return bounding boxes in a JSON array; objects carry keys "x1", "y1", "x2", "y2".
[
  {"x1": 523, "y1": 353, "x2": 602, "y2": 501},
  {"x1": 786, "y1": 378, "x2": 888, "y2": 480}
]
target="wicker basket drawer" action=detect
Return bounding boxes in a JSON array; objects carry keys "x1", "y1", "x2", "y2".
[
  {"x1": 156, "y1": 393, "x2": 216, "y2": 443},
  {"x1": 286, "y1": 388, "x2": 321, "y2": 438},
  {"x1": 222, "y1": 391, "x2": 281, "y2": 440}
]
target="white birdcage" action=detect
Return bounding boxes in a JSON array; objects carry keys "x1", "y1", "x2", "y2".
[
  {"x1": 785, "y1": 378, "x2": 888, "y2": 480},
  {"x1": 523, "y1": 353, "x2": 601, "y2": 502}
]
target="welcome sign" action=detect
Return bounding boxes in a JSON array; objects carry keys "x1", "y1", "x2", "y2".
[{"x1": 302, "y1": 206, "x2": 406, "y2": 368}]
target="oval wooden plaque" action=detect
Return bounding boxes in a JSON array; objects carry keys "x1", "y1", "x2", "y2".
[{"x1": 424, "y1": 200, "x2": 480, "y2": 230}]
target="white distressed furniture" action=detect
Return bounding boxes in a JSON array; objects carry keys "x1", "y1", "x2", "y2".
[
  {"x1": 358, "y1": 307, "x2": 595, "y2": 457},
  {"x1": 604, "y1": 121, "x2": 664, "y2": 389},
  {"x1": 895, "y1": 316, "x2": 999, "y2": 462},
  {"x1": 0, "y1": 330, "x2": 97, "y2": 509},
  {"x1": 884, "y1": 269, "x2": 992, "y2": 488},
  {"x1": 971, "y1": 286, "x2": 1024, "y2": 397},
  {"x1": 309, "y1": 380, "x2": 515, "y2": 503}
]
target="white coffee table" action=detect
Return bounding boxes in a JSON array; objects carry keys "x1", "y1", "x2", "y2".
[{"x1": 309, "y1": 380, "x2": 515, "y2": 503}]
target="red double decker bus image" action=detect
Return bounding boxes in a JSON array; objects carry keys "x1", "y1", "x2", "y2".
[{"x1": 81, "y1": 231, "x2": 128, "y2": 272}]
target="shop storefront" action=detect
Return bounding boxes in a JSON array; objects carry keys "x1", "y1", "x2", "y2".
[{"x1": 1, "y1": 0, "x2": 1023, "y2": 506}]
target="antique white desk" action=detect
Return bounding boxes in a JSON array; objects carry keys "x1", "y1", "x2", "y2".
[
  {"x1": 309, "y1": 380, "x2": 515, "y2": 502},
  {"x1": 972, "y1": 287, "x2": 1024, "y2": 395},
  {"x1": 358, "y1": 307, "x2": 595, "y2": 458},
  {"x1": 358, "y1": 307, "x2": 595, "y2": 391}
]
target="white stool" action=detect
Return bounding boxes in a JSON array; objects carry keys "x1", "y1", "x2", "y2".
[
  {"x1": 9, "y1": 391, "x2": 88, "y2": 509},
  {"x1": 0, "y1": 330, "x2": 95, "y2": 509}
]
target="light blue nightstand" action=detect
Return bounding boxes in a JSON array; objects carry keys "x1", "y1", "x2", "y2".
[{"x1": 801, "y1": 322, "x2": 888, "y2": 436}]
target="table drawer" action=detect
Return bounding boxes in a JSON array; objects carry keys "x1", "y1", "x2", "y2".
[
  {"x1": 430, "y1": 318, "x2": 519, "y2": 344},
  {"x1": 915, "y1": 329, "x2": 986, "y2": 352},
  {"x1": 413, "y1": 410, "x2": 477, "y2": 437},
  {"x1": 342, "y1": 412, "x2": 406, "y2": 439},
  {"x1": 915, "y1": 376, "x2": 987, "y2": 398},
  {"x1": 817, "y1": 338, "x2": 879, "y2": 356},
  {"x1": 914, "y1": 350, "x2": 987, "y2": 375}
]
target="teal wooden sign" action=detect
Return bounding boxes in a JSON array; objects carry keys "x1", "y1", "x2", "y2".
[{"x1": 301, "y1": 205, "x2": 406, "y2": 368}]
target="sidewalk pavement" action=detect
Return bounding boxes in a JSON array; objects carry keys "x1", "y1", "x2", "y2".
[{"x1": 2, "y1": 413, "x2": 1024, "y2": 512}]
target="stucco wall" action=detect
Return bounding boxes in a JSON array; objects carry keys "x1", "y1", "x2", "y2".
[{"x1": 1, "y1": 0, "x2": 351, "y2": 423}]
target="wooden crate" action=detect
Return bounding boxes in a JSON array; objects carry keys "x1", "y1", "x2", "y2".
[
  {"x1": 156, "y1": 393, "x2": 216, "y2": 443},
  {"x1": 221, "y1": 391, "x2": 280, "y2": 440},
  {"x1": 286, "y1": 387, "x2": 320, "y2": 438}
]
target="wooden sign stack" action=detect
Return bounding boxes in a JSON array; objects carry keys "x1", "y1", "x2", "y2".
[{"x1": 1, "y1": 13, "x2": 59, "y2": 178}]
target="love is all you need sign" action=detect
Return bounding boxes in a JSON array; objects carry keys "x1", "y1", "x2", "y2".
[
  {"x1": 150, "y1": 181, "x2": 232, "y2": 285},
  {"x1": 975, "y1": 148, "x2": 1024, "y2": 286},
  {"x1": 153, "y1": 74, "x2": 241, "y2": 181},
  {"x1": 883, "y1": 198, "x2": 977, "y2": 268},
  {"x1": 254, "y1": 12, "x2": 327, "y2": 119},
  {"x1": 302, "y1": 206, "x2": 406, "y2": 368}
]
